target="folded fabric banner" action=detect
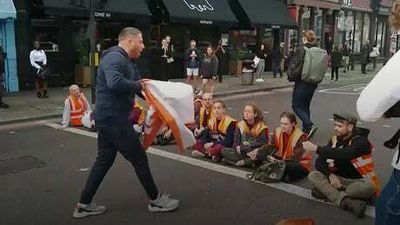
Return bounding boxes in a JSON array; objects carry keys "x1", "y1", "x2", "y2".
[
  {"x1": 142, "y1": 80, "x2": 196, "y2": 151},
  {"x1": 357, "y1": 51, "x2": 400, "y2": 121}
]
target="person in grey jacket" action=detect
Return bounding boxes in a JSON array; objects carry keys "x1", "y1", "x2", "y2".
[
  {"x1": 73, "y1": 27, "x2": 179, "y2": 219},
  {"x1": 200, "y1": 46, "x2": 218, "y2": 94}
]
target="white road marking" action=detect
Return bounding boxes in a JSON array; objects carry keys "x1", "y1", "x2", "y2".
[
  {"x1": 263, "y1": 111, "x2": 269, "y2": 114},
  {"x1": 319, "y1": 84, "x2": 368, "y2": 95},
  {"x1": 382, "y1": 124, "x2": 392, "y2": 128},
  {"x1": 45, "y1": 122, "x2": 375, "y2": 218}
]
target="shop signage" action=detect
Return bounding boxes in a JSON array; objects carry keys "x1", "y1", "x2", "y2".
[
  {"x1": 94, "y1": 11, "x2": 111, "y2": 19},
  {"x1": 271, "y1": 25, "x2": 280, "y2": 29},
  {"x1": 183, "y1": 0, "x2": 214, "y2": 12},
  {"x1": 200, "y1": 20, "x2": 213, "y2": 25}
]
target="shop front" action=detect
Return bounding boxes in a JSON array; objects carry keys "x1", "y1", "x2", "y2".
[
  {"x1": 15, "y1": 0, "x2": 151, "y2": 89},
  {"x1": 1, "y1": 0, "x2": 18, "y2": 92}
]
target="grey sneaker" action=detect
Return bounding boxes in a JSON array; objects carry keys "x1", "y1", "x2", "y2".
[
  {"x1": 148, "y1": 193, "x2": 179, "y2": 212},
  {"x1": 73, "y1": 202, "x2": 106, "y2": 218}
]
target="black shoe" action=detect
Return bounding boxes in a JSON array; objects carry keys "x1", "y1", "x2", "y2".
[
  {"x1": 43, "y1": 91, "x2": 49, "y2": 98},
  {"x1": 311, "y1": 188, "x2": 328, "y2": 201},
  {"x1": 37, "y1": 92, "x2": 42, "y2": 98},
  {"x1": 0, "y1": 102, "x2": 9, "y2": 108},
  {"x1": 341, "y1": 197, "x2": 367, "y2": 218}
]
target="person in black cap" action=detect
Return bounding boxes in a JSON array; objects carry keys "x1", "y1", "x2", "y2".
[{"x1": 302, "y1": 112, "x2": 380, "y2": 218}]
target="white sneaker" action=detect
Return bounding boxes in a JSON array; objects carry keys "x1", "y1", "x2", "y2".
[
  {"x1": 260, "y1": 78, "x2": 264, "y2": 82},
  {"x1": 148, "y1": 193, "x2": 179, "y2": 212},
  {"x1": 192, "y1": 150, "x2": 206, "y2": 158},
  {"x1": 255, "y1": 78, "x2": 261, "y2": 82},
  {"x1": 73, "y1": 202, "x2": 106, "y2": 219}
]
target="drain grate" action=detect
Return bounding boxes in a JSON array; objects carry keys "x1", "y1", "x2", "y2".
[{"x1": 0, "y1": 155, "x2": 46, "y2": 175}]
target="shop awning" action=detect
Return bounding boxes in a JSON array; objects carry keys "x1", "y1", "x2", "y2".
[
  {"x1": 289, "y1": 0, "x2": 341, "y2": 9},
  {"x1": 41, "y1": 0, "x2": 151, "y2": 19},
  {"x1": 159, "y1": 0, "x2": 238, "y2": 26},
  {"x1": 234, "y1": 0, "x2": 297, "y2": 28},
  {"x1": 0, "y1": 0, "x2": 17, "y2": 19}
]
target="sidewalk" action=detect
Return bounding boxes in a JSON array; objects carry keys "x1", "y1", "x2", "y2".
[{"x1": 0, "y1": 66, "x2": 379, "y2": 124}]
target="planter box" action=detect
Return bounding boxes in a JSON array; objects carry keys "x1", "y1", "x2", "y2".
[
  {"x1": 75, "y1": 65, "x2": 91, "y2": 86},
  {"x1": 229, "y1": 60, "x2": 242, "y2": 76}
]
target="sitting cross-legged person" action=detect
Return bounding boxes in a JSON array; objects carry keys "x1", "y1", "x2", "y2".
[
  {"x1": 256, "y1": 111, "x2": 312, "y2": 183},
  {"x1": 192, "y1": 100, "x2": 236, "y2": 162},
  {"x1": 193, "y1": 92, "x2": 214, "y2": 137},
  {"x1": 221, "y1": 103, "x2": 269, "y2": 167},
  {"x1": 303, "y1": 113, "x2": 380, "y2": 218},
  {"x1": 61, "y1": 84, "x2": 94, "y2": 129}
]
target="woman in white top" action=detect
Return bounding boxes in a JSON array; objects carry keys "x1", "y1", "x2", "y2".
[
  {"x1": 30, "y1": 41, "x2": 48, "y2": 98},
  {"x1": 358, "y1": 1, "x2": 400, "y2": 224},
  {"x1": 369, "y1": 44, "x2": 380, "y2": 71}
]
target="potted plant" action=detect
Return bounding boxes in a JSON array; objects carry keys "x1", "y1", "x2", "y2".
[{"x1": 75, "y1": 40, "x2": 91, "y2": 86}]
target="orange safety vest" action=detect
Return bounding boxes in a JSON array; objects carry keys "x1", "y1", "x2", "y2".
[
  {"x1": 68, "y1": 94, "x2": 87, "y2": 126},
  {"x1": 199, "y1": 107, "x2": 214, "y2": 128},
  {"x1": 331, "y1": 136, "x2": 381, "y2": 195},
  {"x1": 237, "y1": 120, "x2": 268, "y2": 138},
  {"x1": 208, "y1": 115, "x2": 236, "y2": 135},
  {"x1": 274, "y1": 127, "x2": 312, "y2": 171}
]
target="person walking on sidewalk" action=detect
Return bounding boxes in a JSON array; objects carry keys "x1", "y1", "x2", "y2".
[
  {"x1": 271, "y1": 45, "x2": 283, "y2": 78},
  {"x1": 303, "y1": 113, "x2": 380, "y2": 218},
  {"x1": 0, "y1": 44, "x2": 9, "y2": 109},
  {"x1": 254, "y1": 44, "x2": 267, "y2": 82},
  {"x1": 342, "y1": 44, "x2": 350, "y2": 73},
  {"x1": 287, "y1": 30, "x2": 327, "y2": 134},
  {"x1": 331, "y1": 46, "x2": 343, "y2": 81},
  {"x1": 360, "y1": 42, "x2": 370, "y2": 74},
  {"x1": 185, "y1": 40, "x2": 201, "y2": 93},
  {"x1": 72, "y1": 27, "x2": 179, "y2": 219},
  {"x1": 30, "y1": 41, "x2": 49, "y2": 98}
]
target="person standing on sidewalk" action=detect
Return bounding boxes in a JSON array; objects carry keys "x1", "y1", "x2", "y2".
[
  {"x1": 303, "y1": 113, "x2": 379, "y2": 218},
  {"x1": 72, "y1": 27, "x2": 179, "y2": 219},
  {"x1": 360, "y1": 42, "x2": 370, "y2": 74},
  {"x1": 215, "y1": 40, "x2": 226, "y2": 83},
  {"x1": 287, "y1": 30, "x2": 327, "y2": 134},
  {"x1": 279, "y1": 42, "x2": 286, "y2": 75},
  {"x1": 185, "y1": 40, "x2": 201, "y2": 93},
  {"x1": 342, "y1": 44, "x2": 350, "y2": 73},
  {"x1": 331, "y1": 46, "x2": 343, "y2": 81},
  {"x1": 271, "y1": 45, "x2": 283, "y2": 78},
  {"x1": 0, "y1": 44, "x2": 9, "y2": 108},
  {"x1": 30, "y1": 41, "x2": 49, "y2": 98},
  {"x1": 159, "y1": 39, "x2": 172, "y2": 81},
  {"x1": 369, "y1": 44, "x2": 380, "y2": 71},
  {"x1": 254, "y1": 44, "x2": 267, "y2": 82},
  {"x1": 200, "y1": 46, "x2": 218, "y2": 94}
]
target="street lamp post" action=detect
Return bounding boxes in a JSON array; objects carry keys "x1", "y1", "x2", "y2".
[{"x1": 89, "y1": 0, "x2": 96, "y2": 104}]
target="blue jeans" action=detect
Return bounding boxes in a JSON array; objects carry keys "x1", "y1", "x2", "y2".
[
  {"x1": 79, "y1": 117, "x2": 159, "y2": 204},
  {"x1": 376, "y1": 169, "x2": 400, "y2": 225},
  {"x1": 292, "y1": 80, "x2": 317, "y2": 133}
]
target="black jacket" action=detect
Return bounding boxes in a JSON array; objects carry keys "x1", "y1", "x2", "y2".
[
  {"x1": 95, "y1": 46, "x2": 142, "y2": 121},
  {"x1": 315, "y1": 127, "x2": 372, "y2": 179},
  {"x1": 331, "y1": 51, "x2": 343, "y2": 67}
]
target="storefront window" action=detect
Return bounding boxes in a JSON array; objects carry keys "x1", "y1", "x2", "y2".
[
  {"x1": 376, "y1": 20, "x2": 386, "y2": 53},
  {"x1": 314, "y1": 9, "x2": 323, "y2": 41},
  {"x1": 300, "y1": 7, "x2": 311, "y2": 32},
  {"x1": 363, "y1": 14, "x2": 370, "y2": 44},
  {"x1": 345, "y1": 12, "x2": 354, "y2": 48},
  {"x1": 354, "y1": 12, "x2": 363, "y2": 53}
]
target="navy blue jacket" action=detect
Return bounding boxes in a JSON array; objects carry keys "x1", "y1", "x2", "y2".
[{"x1": 95, "y1": 46, "x2": 142, "y2": 121}]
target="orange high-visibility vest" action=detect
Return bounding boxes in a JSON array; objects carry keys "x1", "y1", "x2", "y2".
[
  {"x1": 274, "y1": 127, "x2": 312, "y2": 171},
  {"x1": 331, "y1": 136, "x2": 381, "y2": 194},
  {"x1": 199, "y1": 107, "x2": 214, "y2": 128},
  {"x1": 68, "y1": 94, "x2": 87, "y2": 126},
  {"x1": 208, "y1": 115, "x2": 236, "y2": 135},
  {"x1": 237, "y1": 120, "x2": 268, "y2": 137}
]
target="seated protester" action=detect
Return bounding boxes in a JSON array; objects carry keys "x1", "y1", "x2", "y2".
[
  {"x1": 193, "y1": 92, "x2": 214, "y2": 137},
  {"x1": 61, "y1": 84, "x2": 93, "y2": 129},
  {"x1": 192, "y1": 100, "x2": 236, "y2": 162},
  {"x1": 303, "y1": 113, "x2": 380, "y2": 218},
  {"x1": 256, "y1": 112, "x2": 312, "y2": 182},
  {"x1": 129, "y1": 100, "x2": 146, "y2": 134},
  {"x1": 221, "y1": 103, "x2": 269, "y2": 167}
]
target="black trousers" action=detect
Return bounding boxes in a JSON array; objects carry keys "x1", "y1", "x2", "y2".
[
  {"x1": 331, "y1": 66, "x2": 339, "y2": 80},
  {"x1": 283, "y1": 160, "x2": 309, "y2": 182},
  {"x1": 79, "y1": 117, "x2": 159, "y2": 204},
  {"x1": 361, "y1": 64, "x2": 367, "y2": 73}
]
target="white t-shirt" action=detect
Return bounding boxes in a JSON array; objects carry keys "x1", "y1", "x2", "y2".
[
  {"x1": 30, "y1": 49, "x2": 47, "y2": 69},
  {"x1": 392, "y1": 149, "x2": 400, "y2": 170}
]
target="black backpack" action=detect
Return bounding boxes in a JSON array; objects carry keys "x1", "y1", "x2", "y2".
[{"x1": 287, "y1": 47, "x2": 305, "y2": 82}]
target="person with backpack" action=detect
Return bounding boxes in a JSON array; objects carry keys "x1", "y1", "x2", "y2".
[
  {"x1": 303, "y1": 113, "x2": 380, "y2": 218},
  {"x1": 287, "y1": 30, "x2": 328, "y2": 134},
  {"x1": 221, "y1": 103, "x2": 269, "y2": 167},
  {"x1": 256, "y1": 112, "x2": 311, "y2": 183}
]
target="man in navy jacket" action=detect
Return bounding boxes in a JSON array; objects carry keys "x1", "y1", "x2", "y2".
[{"x1": 73, "y1": 27, "x2": 179, "y2": 219}]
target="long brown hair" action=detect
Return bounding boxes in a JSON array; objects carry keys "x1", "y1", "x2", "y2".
[
  {"x1": 390, "y1": 0, "x2": 400, "y2": 31},
  {"x1": 280, "y1": 111, "x2": 297, "y2": 125},
  {"x1": 244, "y1": 103, "x2": 264, "y2": 123}
]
